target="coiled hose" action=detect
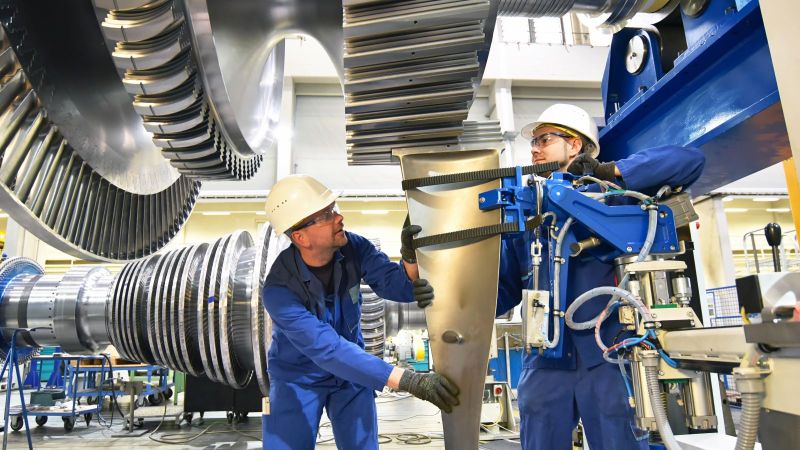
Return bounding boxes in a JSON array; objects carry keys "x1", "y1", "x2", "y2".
[
  {"x1": 642, "y1": 355, "x2": 765, "y2": 450},
  {"x1": 565, "y1": 203, "x2": 659, "y2": 331},
  {"x1": 642, "y1": 350, "x2": 682, "y2": 450},
  {"x1": 733, "y1": 368, "x2": 765, "y2": 450}
]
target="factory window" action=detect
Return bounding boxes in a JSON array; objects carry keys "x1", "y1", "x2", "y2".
[{"x1": 497, "y1": 16, "x2": 612, "y2": 47}]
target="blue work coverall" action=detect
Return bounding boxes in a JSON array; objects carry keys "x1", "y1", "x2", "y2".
[
  {"x1": 497, "y1": 146, "x2": 705, "y2": 450},
  {"x1": 262, "y1": 231, "x2": 414, "y2": 450}
]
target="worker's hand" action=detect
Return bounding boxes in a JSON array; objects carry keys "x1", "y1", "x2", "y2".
[
  {"x1": 400, "y1": 215, "x2": 421, "y2": 263},
  {"x1": 413, "y1": 279, "x2": 434, "y2": 308},
  {"x1": 399, "y1": 370, "x2": 460, "y2": 413},
  {"x1": 567, "y1": 153, "x2": 617, "y2": 181}
]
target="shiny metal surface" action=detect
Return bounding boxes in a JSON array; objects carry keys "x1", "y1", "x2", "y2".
[
  {"x1": 0, "y1": 230, "x2": 289, "y2": 395},
  {"x1": 53, "y1": 267, "x2": 114, "y2": 354},
  {"x1": 497, "y1": 0, "x2": 680, "y2": 31},
  {"x1": 343, "y1": 1, "x2": 498, "y2": 164},
  {"x1": 185, "y1": 0, "x2": 285, "y2": 155},
  {"x1": 251, "y1": 224, "x2": 291, "y2": 394},
  {"x1": 96, "y1": 0, "x2": 271, "y2": 180},
  {"x1": 360, "y1": 286, "x2": 386, "y2": 356},
  {"x1": 0, "y1": 260, "x2": 113, "y2": 359},
  {"x1": 207, "y1": 234, "x2": 232, "y2": 383},
  {"x1": 179, "y1": 243, "x2": 208, "y2": 376},
  {"x1": 0, "y1": 257, "x2": 44, "y2": 363},
  {"x1": 0, "y1": 24, "x2": 200, "y2": 261},
  {"x1": 625, "y1": 35, "x2": 648, "y2": 74},
  {"x1": 396, "y1": 148, "x2": 503, "y2": 450},
  {"x1": 20, "y1": 275, "x2": 61, "y2": 347},
  {"x1": 233, "y1": 246, "x2": 257, "y2": 369},
  {"x1": 218, "y1": 230, "x2": 254, "y2": 388},
  {"x1": 197, "y1": 237, "x2": 225, "y2": 383},
  {"x1": 165, "y1": 246, "x2": 191, "y2": 373},
  {"x1": 384, "y1": 299, "x2": 428, "y2": 337},
  {"x1": 1, "y1": 1, "x2": 178, "y2": 193}
]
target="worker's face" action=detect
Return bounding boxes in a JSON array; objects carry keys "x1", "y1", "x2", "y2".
[
  {"x1": 530, "y1": 126, "x2": 582, "y2": 173},
  {"x1": 291, "y1": 203, "x2": 347, "y2": 250}
]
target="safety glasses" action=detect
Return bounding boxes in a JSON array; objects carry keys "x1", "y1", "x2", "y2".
[
  {"x1": 293, "y1": 203, "x2": 340, "y2": 231},
  {"x1": 530, "y1": 132, "x2": 574, "y2": 148}
]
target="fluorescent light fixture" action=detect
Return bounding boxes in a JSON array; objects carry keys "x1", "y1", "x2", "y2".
[
  {"x1": 766, "y1": 208, "x2": 791, "y2": 213},
  {"x1": 361, "y1": 210, "x2": 389, "y2": 215},
  {"x1": 724, "y1": 208, "x2": 748, "y2": 213},
  {"x1": 722, "y1": 196, "x2": 735, "y2": 202},
  {"x1": 0, "y1": 213, "x2": 8, "y2": 219},
  {"x1": 255, "y1": 211, "x2": 266, "y2": 216},
  {"x1": 752, "y1": 197, "x2": 780, "y2": 202},
  {"x1": 201, "y1": 211, "x2": 232, "y2": 216}
]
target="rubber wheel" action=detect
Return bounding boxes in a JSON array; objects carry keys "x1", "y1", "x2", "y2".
[
  {"x1": 35, "y1": 416, "x2": 48, "y2": 426},
  {"x1": 183, "y1": 412, "x2": 193, "y2": 425},
  {"x1": 134, "y1": 396, "x2": 147, "y2": 408},
  {"x1": 63, "y1": 416, "x2": 76, "y2": 432},
  {"x1": 148, "y1": 392, "x2": 163, "y2": 406},
  {"x1": 84, "y1": 413, "x2": 93, "y2": 426},
  {"x1": 10, "y1": 415, "x2": 23, "y2": 431},
  {"x1": 226, "y1": 411, "x2": 234, "y2": 424}
]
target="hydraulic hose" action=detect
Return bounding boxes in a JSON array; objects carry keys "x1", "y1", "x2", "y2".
[
  {"x1": 547, "y1": 217, "x2": 574, "y2": 349},
  {"x1": 642, "y1": 350, "x2": 682, "y2": 450},
  {"x1": 565, "y1": 204, "x2": 658, "y2": 330},
  {"x1": 733, "y1": 368, "x2": 765, "y2": 450}
]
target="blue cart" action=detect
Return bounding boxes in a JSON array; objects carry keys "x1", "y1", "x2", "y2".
[{"x1": 9, "y1": 355, "x2": 108, "y2": 432}]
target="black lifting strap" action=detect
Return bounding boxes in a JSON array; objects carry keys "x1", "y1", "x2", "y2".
[
  {"x1": 412, "y1": 216, "x2": 543, "y2": 249},
  {"x1": 401, "y1": 161, "x2": 559, "y2": 191},
  {"x1": 403, "y1": 161, "x2": 557, "y2": 249}
]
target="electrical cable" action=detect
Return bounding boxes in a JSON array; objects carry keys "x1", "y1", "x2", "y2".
[
  {"x1": 578, "y1": 175, "x2": 623, "y2": 191},
  {"x1": 565, "y1": 194, "x2": 659, "y2": 332},
  {"x1": 100, "y1": 353, "x2": 126, "y2": 427}
]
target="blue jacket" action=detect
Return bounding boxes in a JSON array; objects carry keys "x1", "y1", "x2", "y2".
[
  {"x1": 497, "y1": 145, "x2": 705, "y2": 370},
  {"x1": 263, "y1": 231, "x2": 414, "y2": 391}
]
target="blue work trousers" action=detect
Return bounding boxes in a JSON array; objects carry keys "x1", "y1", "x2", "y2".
[
  {"x1": 518, "y1": 359, "x2": 649, "y2": 450},
  {"x1": 263, "y1": 378, "x2": 378, "y2": 450}
]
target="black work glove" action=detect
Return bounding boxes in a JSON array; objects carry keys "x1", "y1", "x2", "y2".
[
  {"x1": 567, "y1": 153, "x2": 617, "y2": 181},
  {"x1": 413, "y1": 279, "x2": 434, "y2": 308},
  {"x1": 400, "y1": 215, "x2": 421, "y2": 263},
  {"x1": 399, "y1": 370, "x2": 460, "y2": 413}
]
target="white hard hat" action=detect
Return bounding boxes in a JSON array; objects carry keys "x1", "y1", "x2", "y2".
[
  {"x1": 520, "y1": 104, "x2": 600, "y2": 158},
  {"x1": 265, "y1": 175, "x2": 339, "y2": 235}
]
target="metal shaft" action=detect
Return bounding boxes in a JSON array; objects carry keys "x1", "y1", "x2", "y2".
[{"x1": 0, "y1": 225, "x2": 289, "y2": 396}]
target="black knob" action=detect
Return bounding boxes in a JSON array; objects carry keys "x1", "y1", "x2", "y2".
[{"x1": 764, "y1": 223, "x2": 782, "y2": 247}]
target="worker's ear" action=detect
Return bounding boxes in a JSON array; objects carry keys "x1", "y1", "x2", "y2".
[
  {"x1": 567, "y1": 138, "x2": 583, "y2": 159},
  {"x1": 290, "y1": 230, "x2": 310, "y2": 249}
]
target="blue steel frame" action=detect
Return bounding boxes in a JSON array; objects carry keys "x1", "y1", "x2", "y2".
[{"x1": 599, "y1": 0, "x2": 791, "y2": 195}]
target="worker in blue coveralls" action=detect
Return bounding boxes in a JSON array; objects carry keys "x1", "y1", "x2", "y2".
[
  {"x1": 497, "y1": 104, "x2": 705, "y2": 450},
  {"x1": 261, "y1": 174, "x2": 460, "y2": 450}
]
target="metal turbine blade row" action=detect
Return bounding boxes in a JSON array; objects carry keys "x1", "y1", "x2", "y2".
[
  {"x1": 346, "y1": 120, "x2": 504, "y2": 165},
  {"x1": 343, "y1": 0, "x2": 497, "y2": 164},
  {"x1": 360, "y1": 284, "x2": 386, "y2": 356},
  {"x1": 102, "y1": 229, "x2": 275, "y2": 394},
  {"x1": 0, "y1": 28, "x2": 200, "y2": 261},
  {"x1": 95, "y1": 0, "x2": 263, "y2": 181}
]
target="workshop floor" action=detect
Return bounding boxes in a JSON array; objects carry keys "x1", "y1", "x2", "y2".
[{"x1": 0, "y1": 389, "x2": 522, "y2": 449}]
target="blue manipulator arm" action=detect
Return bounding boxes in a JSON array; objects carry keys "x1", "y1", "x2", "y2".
[{"x1": 482, "y1": 171, "x2": 680, "y2": 359}]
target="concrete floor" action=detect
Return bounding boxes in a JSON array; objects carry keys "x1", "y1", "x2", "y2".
[{"x1": 0, "y1": 389, "x2": 522, "y2": 449}]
